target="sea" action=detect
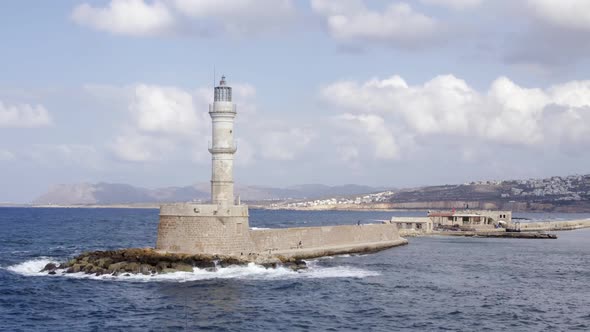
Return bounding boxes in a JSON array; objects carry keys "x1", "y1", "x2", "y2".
[{"x1": 0, "y1": 208, "x2": 589, "y2": 331}]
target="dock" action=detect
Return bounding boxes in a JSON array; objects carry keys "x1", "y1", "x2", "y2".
[{"x1": 433, "y1": 231, "x2": 557, "y2": 239}]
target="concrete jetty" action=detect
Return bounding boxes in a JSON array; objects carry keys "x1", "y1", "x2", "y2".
[
  {"x1": 513, "y1": 219, "x2": 590, "y2": 232},
  {"x1": 433, "y1": 231, "x2": 557, "y2": 239}
]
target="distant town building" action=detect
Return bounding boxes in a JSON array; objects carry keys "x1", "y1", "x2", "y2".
[{"x1": 388, "y1": 217, "x2": 433, "y2": 234}]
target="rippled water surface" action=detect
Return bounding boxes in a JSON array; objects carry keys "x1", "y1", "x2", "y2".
[{"x1": 1, "y1": 208, "x2": 589, "y2": 331}]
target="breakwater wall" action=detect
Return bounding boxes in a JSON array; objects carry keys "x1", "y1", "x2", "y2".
[
  {"x1": 517, "y1": 219, "x2": 590, "y2": 231},
  {"x1": 250, "y1": 224, "x2": 407, "y2": 258},
  {"x1": 433, "y1": 231, "x2": 557, "y2": 239}
]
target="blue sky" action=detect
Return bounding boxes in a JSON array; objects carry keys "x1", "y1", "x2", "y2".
[{"x1": 1, "y1": 0, "x2": 590, "y2": 202}]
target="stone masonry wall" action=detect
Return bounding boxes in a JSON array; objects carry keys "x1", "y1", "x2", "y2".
[
  {"x1": 249, "y1": 223, "x2": 403, "y2": 256},
  {"x1": 517, "y1": 219, "x2": 590, "y2": 231},
  {"x1": 156, "y1": 203, "x2": 254, "y2": 256},
  {"x1": 156, "y1": 215, "x2": 254, "y2": 255}
]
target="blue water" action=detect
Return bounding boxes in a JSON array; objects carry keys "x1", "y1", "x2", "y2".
[{"x1": 1, "y1": 208, "x2": 589, "y2": 331}]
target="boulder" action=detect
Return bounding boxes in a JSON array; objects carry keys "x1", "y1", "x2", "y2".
[
  {"x1": 95, "y1": 258, "x2": 113, "y2": 269},
  {"x1": 125, "y1": 262, "x2": 141, "y2": 273},
  {"x1": 281, "y1": 260, "x2": 307, "y2": 271},
  {"x1": 83, "y1": 264, "x2": 95, "y2": 273},
  {"x1": 94, "y1": 268, "x2": 106, "y2": 276},
  {"x1": 171, "y1": 263, "x2": 193, "y2": 272},
  {"x1": 67, "y1": 264, "x2": 83, "y2": 273},
  {"x1": 261, "y1": 262, "x2": 278, "y2": 269},
  {"x1": 140, "y1": 264, "x2": 154, "y2": 275},
  {"x1": 295, "y1": 260, "x2": 307, "y2": 270},
  {"x1": 160, "y1": 268, "x2": 178, "y2": 274},
  {"x1": 156, "y1": 261, "x2": 170, "y2": 271},
  {"x1": 107, "y1": 261, "x2": 128, "y2": 274},
  {"x1": 41, "y1": 263, "x2": 58, "y2": 272}
]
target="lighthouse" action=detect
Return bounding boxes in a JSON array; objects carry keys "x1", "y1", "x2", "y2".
[
  {"x1": 155, "y1": 75, "x2": 407, "y2": 257},
  {"x1": 209, "y1": 75, "x2": 237, "y2": 205}
]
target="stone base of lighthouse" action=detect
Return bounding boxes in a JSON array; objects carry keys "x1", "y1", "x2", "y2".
[{"x1": 156, "y1": 203, "x2": 255, "y2": 256}]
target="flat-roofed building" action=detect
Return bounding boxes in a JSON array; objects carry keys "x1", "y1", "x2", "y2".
[
  {"x1": 428, "y1": 210, "x2": 512, "y2": 230},
  {"x1": 389, "y1": 217, "x2": 433, "y2": 235}
]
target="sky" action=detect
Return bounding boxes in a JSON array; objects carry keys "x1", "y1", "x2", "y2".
[{"x1": 1, "y1": 0, "x2": 590, "y2": 202}]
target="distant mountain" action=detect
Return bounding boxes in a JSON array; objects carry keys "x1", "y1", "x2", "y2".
[
  {"x1": 38, "y1": 174, "x2": 590, "y2": 211},
  {"x1": 33, "y1": 183, "x2": 210, "y2": 205},
  {"x1": 32, "y1": 182, "x2": 385, "y2": 205}
]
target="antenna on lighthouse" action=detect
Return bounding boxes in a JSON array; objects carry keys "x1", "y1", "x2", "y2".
[{"x1": 213, "y1": 65, "x2": 216, "y2": 89}]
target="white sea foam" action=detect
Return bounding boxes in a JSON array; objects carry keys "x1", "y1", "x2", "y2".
[
  {"x1": 5, "y1": 258, "x2": 379, "y2": 282},
  {"x1": 6, "y1": 257, "x2": 56, "y2": 276}
]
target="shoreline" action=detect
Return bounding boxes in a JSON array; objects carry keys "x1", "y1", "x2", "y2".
[
  {"x1": 4, "y1": 205, "x2": 590, "y2": 219},
  {"x1": 5, "y1": 204, "x2": 590, "y2": 215}
]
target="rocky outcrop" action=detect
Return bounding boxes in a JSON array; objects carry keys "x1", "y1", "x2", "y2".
[{"x1": 40, "y1": 248, "x2": 307, "y2": 276}]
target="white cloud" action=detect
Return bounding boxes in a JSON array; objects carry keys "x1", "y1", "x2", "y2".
[
  {"x1": 311, "y1": 0, "x2": 440, "y2": 48},
  {"x1": 321, "y1": 74, "x2": 479, "y2": 136},
  {"x1": 259, "y1": 127, "x2": 314, "y2": 161},
  {"x1": 321, "y1": 74, "x2": 590, "y2": 154},
  {"x1": 0, "y1": 101, "x2": 52, "y2": 128},
  {"x1": 131, "y1": 84, "x2": 208, "y2": 136},
  {"x1": 336, "y1": 145, "x2": 359, "y2": 162},
  {"x1": 0, "y1": 150, "x2": 15, "y2": 161},
  {"x1": 111, "y1": 131, "x2": 171, "y2": 162},
  {"x1": 484, "y1": 77, "x2": 548, "y2": 145},
  {"x1": 111, "y1": 83, "x2": 210, "y2": 162},
  {"x1": 548, "y1": 80, "x2": 590, "y2": 107},
  {"x1": 503, "y1": 1, "x2": 590, "y2": 68},
  {"x1": 173, "y1": 0, "x2": 296, "y2": 35},
  {"x1": 527, "y1": 0, "x2": 590, "y2": 31},
  {"x1": 421, "y1": 0, "x2": 482, "y2": 10},
  {"x1": 26, "y1": 144, "x2": 103, "y2": 169},
  {"x1": 338, "y1": 113, "x2": 399, "y2": 160},
  {"x1": 71, "y1": 0, "x2": 296, "y2": 37},
  {"x1": 71, "y1": 0, "x2": 176, "y2": 37},
  {"x1": 110, "y1": 80, "x2": 314, "y2": 164}
]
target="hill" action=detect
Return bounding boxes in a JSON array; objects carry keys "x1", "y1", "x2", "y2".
[
  {"x1": 32, "y1": 182, "x2": 384, "y2": 205},
  {"x1": 278, "y1": 175, "x2": 590, "y2": 212}
]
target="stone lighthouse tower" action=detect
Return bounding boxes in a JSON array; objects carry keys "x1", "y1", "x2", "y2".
[
  {"x1": 155, "y1": 75, "x2": 253, "y2": 256},
  {"x1": 209, "y1": 76, "x2": 236, "y2": 205}
]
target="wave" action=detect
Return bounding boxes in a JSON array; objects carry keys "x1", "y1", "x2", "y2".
[
  {"x1": 6, "y1": 257, "x2": 56, "y2": 276},
  {"x1": 5, "y1": 258, "x2": 379, "y2": 282}
]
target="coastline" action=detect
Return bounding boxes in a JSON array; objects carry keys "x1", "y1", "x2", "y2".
[
  {"x1": 5, "y1": 204, "x2": 590, "y2": 216},
  {"x1": 0, "y1": 204, "x2": 160, "y2": 209}
]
